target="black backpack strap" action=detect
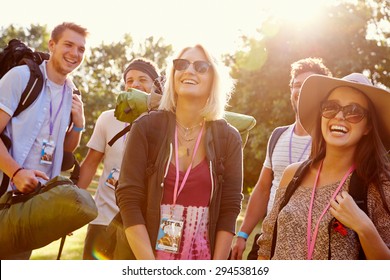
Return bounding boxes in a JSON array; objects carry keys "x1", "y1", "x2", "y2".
[
  {"x1": 327, "y1": 172, "x2": 367, "y2": 259},
  {"x1": 0, "y1": 59, "x2": 44, "y2": 196},
  {"x1": 108, "y1": 123, "x2": 133, "y2": 147},
  {"x1": 341, "y1": 172, "x2": 367, "y2": 260},
  {"x1": 211, "y1": 120, "x2": 229, "y2": 180},
  {"x1": 270, "y1": 159, "x2": 312, "y2": 258},
  {"x1": 0, "y1": 42, "x2": 49, "y2": 196},
  {"x1": 268, "y1": 125, "x2": 289, "y2": 167},
  {"x1": 69, "y1": 157, "x2": 80, "y2": 185},
  {"x1": 0, "y1": 174, "x2": 10, "y2": 197},
  {"x1": 67, "y1": 88, "x2": 81, "y2": 129},
  {"x1": 349, "y1": 172, "x2": 368, "y2": 214},
  {"x1": 13, "y1": 58, "x2": 44, "y2": 118},
  {"x1": 145, "y1": 111, "x2": 170, "y2": 177}
]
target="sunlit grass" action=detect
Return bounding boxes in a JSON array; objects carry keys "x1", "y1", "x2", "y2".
[
  {"x1": 30, "y1": 226, "x2": 87, "y2": 260},
  {"x1": 30, "y1": 193, "x2": 261, "y2": 260},
  {"x1": 31, "y1": 165, "x2": 260, "y2": 260}
]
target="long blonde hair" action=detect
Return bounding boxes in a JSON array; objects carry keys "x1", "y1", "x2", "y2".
[{"x1": 158, "y1": 44, "x2": 235, "y2": 120}]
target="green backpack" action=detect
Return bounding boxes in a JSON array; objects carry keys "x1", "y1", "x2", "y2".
[
  {"x1": 0, "y1": 176, "x2": 97, "y2": 259},
  {"x1": 111, "y1": 89, "x2": 257, "y2": 148}
]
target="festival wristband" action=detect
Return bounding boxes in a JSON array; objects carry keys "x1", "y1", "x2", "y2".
[
  {"x1": 72, "y1": 125, "x2": 85, "y2": 132},
  {"x1": 11, "y1": 167, "x2": 24, "y2": 182},
  {"x1": 237, "y1": 231, "x2": 249, "y2": 240}
]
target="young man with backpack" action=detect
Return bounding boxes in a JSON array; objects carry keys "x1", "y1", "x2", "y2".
[
  {"x1": 231, "y1": 57, "x2": 332, "y2": 260},
  {"x1": 0, "y1": 22, "x2": 88, "y2": 259}
]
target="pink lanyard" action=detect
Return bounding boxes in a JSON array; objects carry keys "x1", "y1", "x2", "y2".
[
  {"x1": 307, "y1": 160, "x2": 355, "y2": 260},
  {"x1": 173, "y1": 122, "x2": 204, "y2": 206}
]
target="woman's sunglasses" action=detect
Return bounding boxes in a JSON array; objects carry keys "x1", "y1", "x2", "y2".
[
  {"x1": 173, "y1": 59, "x2": 211, "y2": 74},
  {"x1": 320, "y1": 100, "x2": 368, "y2": 123}
]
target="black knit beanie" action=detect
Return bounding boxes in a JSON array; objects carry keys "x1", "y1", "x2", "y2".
[{"x1": 123, "y1": 59, "x2": 159, "y2": 82}]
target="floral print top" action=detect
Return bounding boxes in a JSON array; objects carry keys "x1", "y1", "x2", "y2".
[{"x1": 258, "y1": 175, "x2": 390, "y2": 259}]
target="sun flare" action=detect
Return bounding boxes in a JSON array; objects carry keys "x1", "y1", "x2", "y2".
[{"x1": 262, "y1": 0, "x2": 336, "y2": 24}]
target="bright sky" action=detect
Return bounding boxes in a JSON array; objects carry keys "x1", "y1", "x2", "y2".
[{"x1": 2, "y1": 0, "x2": 341, "y2": 57}]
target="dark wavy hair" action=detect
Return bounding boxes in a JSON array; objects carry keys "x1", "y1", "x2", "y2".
[
  {"x1": 289, "y1": 57, "x2": 332, "y2": 88},
  {"x1": 310, "y1": 89, "x2": 390, "y2": 213}
]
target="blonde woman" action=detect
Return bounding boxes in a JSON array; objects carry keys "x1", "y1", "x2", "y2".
[{"x1": 116, "y1": 44, "x2": 243, "y2": 260}]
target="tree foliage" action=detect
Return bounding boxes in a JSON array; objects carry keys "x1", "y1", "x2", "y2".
[
  {"x1": 0, "y1": 1, "x2": 389, "y2": 192},
  {"x1": 225, "y1": 0, "x2": 390, "y2": 189},
  {"x1": 0, "y1": 24, "x2": 50, "y2": 50}
]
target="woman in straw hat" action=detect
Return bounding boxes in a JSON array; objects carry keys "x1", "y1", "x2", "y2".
[{"x1": 257, "y1": 73, "x2": 390, "y2": 259}]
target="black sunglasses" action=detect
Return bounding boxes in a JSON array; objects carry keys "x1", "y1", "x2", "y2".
[
  {"x1": 173, "y1": 59, "x2": 211, "y2": 74},
  {"x1": 320, "y1": 100, "x2": 368, "y2": 123}
]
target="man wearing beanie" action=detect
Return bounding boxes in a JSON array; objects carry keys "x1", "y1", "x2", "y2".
[
  {"x1": 123, "y1": 58, "x2": 159, "y2": 91},
  {"x1": 78, "y1": 57, "x2": 161, "y2": 259}
]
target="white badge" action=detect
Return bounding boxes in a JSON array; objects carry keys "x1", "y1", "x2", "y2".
[
  {"x1": 40, "y1": 139, "x2": 55, "y2": 165},
  {"x1": 155, "y1": 217, "x2": 184, "y2": 253},
  {"x1": 105, "y1": 168, "x2": 120, "y2": 189}
]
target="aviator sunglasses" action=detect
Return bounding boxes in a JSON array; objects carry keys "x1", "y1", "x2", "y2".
[
  {"x1": 173, "y1": 59, "x2": 211, "y2": 74},
  {"x1": 320, "y1": 100, "x2": 368, "y2": 123}
]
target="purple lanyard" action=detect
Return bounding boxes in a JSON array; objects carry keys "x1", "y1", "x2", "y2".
[
  {"x1": 289, "y1": 124, "x2": 311, "y2": 164},
  {"x1": 173, "y1": 122, "x2": 204, "y2": 206},
  {"x1": 49, "y1": 84, "x2": 66, "y2": 137}
]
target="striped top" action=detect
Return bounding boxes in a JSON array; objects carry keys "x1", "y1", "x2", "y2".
[{"x1": 263, "y1": 124, "x2": 311, "y2": 213}]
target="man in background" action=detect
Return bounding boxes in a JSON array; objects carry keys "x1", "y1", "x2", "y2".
[
  {"x1": 78, "y1": 58, "x2": 162, "y2": 260},
  {"x1": 231, "y1": 57, "x2": 332, "y2": 260}
]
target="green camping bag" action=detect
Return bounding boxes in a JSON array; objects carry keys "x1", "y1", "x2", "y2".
[
  {"x1": 0, "y1": 176, "x2": 97, "y2": 258},
  {"x1": 114, "y1": 89, "x2": 257, "y2": 147}
]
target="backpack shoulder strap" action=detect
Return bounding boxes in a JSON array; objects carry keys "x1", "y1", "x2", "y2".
[
  {"x1": 348, "y1": 172, "x2": 367, "y2": 260},
  {"x1": 270, "y1": 159, "x2": 312, "y2": 258},
  {"x1": 13, "y1": 59, "x2": 44, "y2": 117},
  {"x1": 268, "y1": 125, "x2": 290, "y2": 163},
  {"x1": 280, "y1": 159, "x2": 312, "y2": 208},
  {"x1": 326, "y1": 172, "x2": 368, "y2": 260},
  {"x1": 0, "y1": 173, "x2": 10, "y2": 197},
  {"x1": 0, "y1": 59, "x2": 44, "y2": 195},
  {"x1": 211, "y1": 120, "x2": 229, "y2": 178},
  {"x1": 349, "y1": 172, "x2": 368, "y2": 214},
  {"x1": 67, "y1": 88, "x2": 81, "y2": 128},
  {"x1": 145, "y1": 111, "x2": 170, "y2": 177},
  {"x1": 108, "y1": 124, "x2": 133, "y2": 147}
]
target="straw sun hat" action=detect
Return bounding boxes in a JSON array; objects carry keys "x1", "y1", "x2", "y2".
[{"x1": 298, "y1": 73, "x2": 390, "y2": 149}]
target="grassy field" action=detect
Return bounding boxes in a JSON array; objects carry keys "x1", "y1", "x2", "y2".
[{"x1": 31, "y1": 173, "x2": 262, "y2": 260}]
